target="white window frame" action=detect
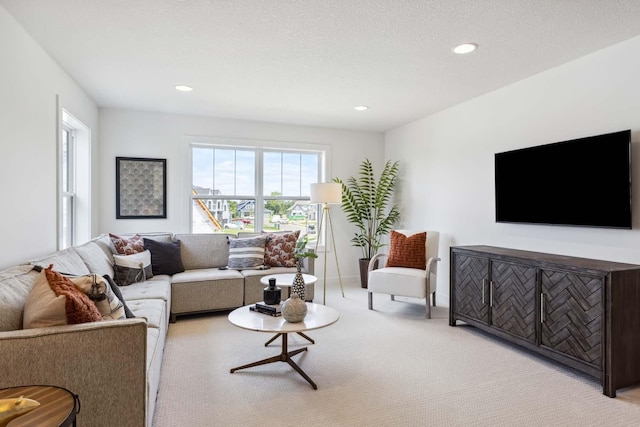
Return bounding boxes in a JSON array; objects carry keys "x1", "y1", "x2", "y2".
[
  {"x1": 60, "y1": 123, "x2": 76, "y2": 249},
  {"x1": 58, "y1": 104, "x2": 91, "y2": 249},
  {"x1": 187, "y1": 136, "x2": 331, "y2": 245}
]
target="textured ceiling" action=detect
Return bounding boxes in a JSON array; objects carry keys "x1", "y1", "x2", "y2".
[{"x1": 3, "y1": 0, "x2": 640, "y2": 132}]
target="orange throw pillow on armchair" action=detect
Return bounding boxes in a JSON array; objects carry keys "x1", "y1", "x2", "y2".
[{"x1": 385, "y1": 231, "x2": 427, "y2": 270}]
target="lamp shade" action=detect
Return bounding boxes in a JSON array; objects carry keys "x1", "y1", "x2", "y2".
[{"x1": 310, "y1": 183, "x2": 342, "y2": 204}]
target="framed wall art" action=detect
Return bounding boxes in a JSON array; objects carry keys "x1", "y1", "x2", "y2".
[{"x1": 116, "y1": 157, "x2": 167, "y2": 219}]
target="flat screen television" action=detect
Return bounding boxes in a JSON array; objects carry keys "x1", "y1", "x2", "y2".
[{"x1": 495, "y1": 130, "x2": 632, "y2": 229}]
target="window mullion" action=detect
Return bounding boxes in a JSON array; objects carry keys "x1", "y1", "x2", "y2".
[{"x1": 255, "y1": 148, "x2": 264, "y2": 232}]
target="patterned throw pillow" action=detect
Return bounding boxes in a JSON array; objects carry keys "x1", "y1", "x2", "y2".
[
  {"x1": 103, "y1": 275, "x2": 136, "y2": 319},
  {"x1": 109, "y1": 233, "x2": 145, "y2": 255},
  {"x1": 113, "y1": 250, "x2": 153, "y2": 286},
  {"x1": 228, "y1": 236, "x2": 267, "y2": 270},
  {"x1": 46, "y1": 265, "x2": 103, "y2": 324},
  {"x1": 385, "y1": 231, "x2": 427, "y2": 270},
  {"x1": 264, "y1": 230, "x2": 300, "y2": 267},
  {"x1": 70, "y1": 274, "x2": 126, "y2": 320}
]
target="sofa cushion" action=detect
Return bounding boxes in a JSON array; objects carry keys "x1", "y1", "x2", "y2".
[
  {"x1": 73, "y1": 239, "x2": 114, "y2": 277},
  {"x1": 171, "y1": 268, "x2": 243, "y2": 284},
  {"x1": 127, "y1": 298, "x2": 166, "y2": 329},
  {"x1": 228, "y1": 235, "x2": 267, "y2": 270},
  {"x1": 113, "y1": 250, "x2": 153, "y2": 286},
  {"x1": 174, "y1": 233, "x2": 230, "y2": 269},
  {"x1": 118, "y1": 277, "x2": 171, "y2": 322},
  {"x1": 0, "y1": 265, "x2": 39, "y2": 331},
  {"x1": 70, "y1": 274, "x2": 126, "y2": 320},
  {"x1": 30, "y1": 248, "x2": 91, "y2": 276},
  {"x1": 143, "y1": 238, "x2": 185, "y2": 276},
  {"x1": 264, "y1": 230, "x2": 300, "y2": 267},
  {"x1": 118, "y1": 277, "x2": 172, "y2": 302},
  {"x1": 110, "y1": 233, "x2": 145, "y2": 255}
]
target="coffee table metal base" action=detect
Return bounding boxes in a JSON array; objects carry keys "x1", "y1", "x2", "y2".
[
  {"x1": 230, "y1": 333, "x2": 317, "y2": 390},
  {"x1": 263, "y1": 331, "x2": 315, "y2": 347}
]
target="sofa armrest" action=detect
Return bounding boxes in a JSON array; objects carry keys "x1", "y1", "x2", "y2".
[{"x1": 0, "y1": 319, "x2": 147, "y2": 427}]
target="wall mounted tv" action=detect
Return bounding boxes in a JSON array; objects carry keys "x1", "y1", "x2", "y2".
[{"x1": 495, "y1": 130, "x2": 632, "y2": 229}]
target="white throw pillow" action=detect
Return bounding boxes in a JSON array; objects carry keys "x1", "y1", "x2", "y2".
[{"x1": 113, "y1": 250, "x2": 153, "y2": 286}]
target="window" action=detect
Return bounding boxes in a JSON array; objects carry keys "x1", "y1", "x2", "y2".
[
  {"x1": 60, "y1": 124, "x2": 75, "y2": 249},
  {"x1": 191, "y1": 142, "x2": 325, "y2": 243},
  {"x1": 59, "y1": 109, "x2": 91, "y2": 249}
]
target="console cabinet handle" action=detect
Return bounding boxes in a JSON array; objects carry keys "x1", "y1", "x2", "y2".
[
  {"x1": 541, "y1": 293, "x2": 546, "y2": 323},
  {"x1": 482, "y1": 279, "x2": 485, "y2": 304},
  {"x1": 490, "y1": 281, "x2": 494, "y2": 307}
]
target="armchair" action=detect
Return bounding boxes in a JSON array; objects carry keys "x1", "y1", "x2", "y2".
[{"x1": 367, "y1": 230, "x2": 440, "y2": 318}]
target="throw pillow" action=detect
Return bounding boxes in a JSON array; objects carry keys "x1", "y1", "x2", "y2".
[
  {"x1": 385, "y1": 231, "x2": 427, "y2": 270},
  {"x1": 103, "y1": 275, "x2": 136, "y2": 318},
  {"x1": 109, "y1": 233, "x2": 145, "y2": 255},
  {"x1": 23, "y1": 270, "x2": 68, "y2": 328},
  {"x1": 227, "y1": 236, "x2": 267, "y2": 270},
  {"x1": 143, "y1": 238, "x2": 185, "y2": 275},
  {"x1": 264, "y1": 230, "x2": 300, "y2": 267},
  {"x1": 45, "y1": 265, "x2": 102, "y2": 324},
  {"x1": 70, "y1": 274, "x2": 126, "y2": 320},
  {"x1": 113, "y1": 250, "x2": 153, "y2": 286}
]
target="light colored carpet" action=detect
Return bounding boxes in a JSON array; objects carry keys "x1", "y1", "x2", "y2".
[{"x1": 152, "y1": 282, "x2": 640, "y2": 426}]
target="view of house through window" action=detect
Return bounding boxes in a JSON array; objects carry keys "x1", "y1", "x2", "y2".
[{"x1": 191, "y1": 144, "x2": 322, "y2": 243}]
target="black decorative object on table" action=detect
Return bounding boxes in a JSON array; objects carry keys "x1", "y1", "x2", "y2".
[{"x1": 263, "y1": 278, "x2": 281, "y2": 305}]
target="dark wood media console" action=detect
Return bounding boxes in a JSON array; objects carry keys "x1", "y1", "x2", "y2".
[{"x1": 449, "y1": 245, "x2": 640, "y2": 397}]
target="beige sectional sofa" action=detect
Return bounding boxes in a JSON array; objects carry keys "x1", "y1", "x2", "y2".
[{"x1": 0, "y1": 232, "x2": 314, "y2": 427}]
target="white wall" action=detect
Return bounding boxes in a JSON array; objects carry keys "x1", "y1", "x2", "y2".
[
  {"x1": 99, "y1": 108, "x2": 384, "y2": 282},
  {"x1": 0, "y1": 5, "x2": 99, "y2": 269},
  {"x1": 386, "y1": 35, "x2": 640, "y2": 304}
]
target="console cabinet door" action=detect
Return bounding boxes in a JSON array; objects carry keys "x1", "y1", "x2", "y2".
[
  {"x1": 540, "y1": 269, "x2": 603, "y2": 368},
  {"x1": 490, "y1": 261, "x2": 537, "y2": 343},
  {"x1": 452, "y1": 253, "x2": 490, "y2": 324}
]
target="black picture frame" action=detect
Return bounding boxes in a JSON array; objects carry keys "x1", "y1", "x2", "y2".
[{"x1": 116, "y1": 157, "x2": 167, "y2": 219}]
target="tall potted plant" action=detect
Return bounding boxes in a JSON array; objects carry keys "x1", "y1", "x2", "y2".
[{"x1": 333, "y1": 159, "x2": 400, "y2": 288}]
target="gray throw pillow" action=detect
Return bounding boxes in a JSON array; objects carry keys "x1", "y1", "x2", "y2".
[
  {"x1": 227, "y1": 236, "x2": 267, "y2": 270},
  {"x1": 103, "y1": 275, "x2": 135, "y2": 318},
  {"x1": 143, "y1": 238, "x2": 185, "y2": 276}
]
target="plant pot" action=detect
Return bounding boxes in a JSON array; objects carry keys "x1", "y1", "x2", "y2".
[{"x1": 359, "y1": 258, "x2": 379, "y2": 288}]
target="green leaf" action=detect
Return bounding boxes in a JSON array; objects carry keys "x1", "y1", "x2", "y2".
[{"x1": 333, "y1": 158, "x2": 400, "y2": 259}]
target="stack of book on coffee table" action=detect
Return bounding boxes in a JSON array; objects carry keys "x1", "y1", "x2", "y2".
[{"x1": 250, "y1": 302, "x2": 282, "y2": 317}]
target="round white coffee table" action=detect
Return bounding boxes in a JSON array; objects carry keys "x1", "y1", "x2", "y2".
[
  {"x1": 259, "y1": 273, "x2": 318, "y2": 346},
  {"x1": 228, "y1": 303, "x2": 339, "y2": 390},
  {"x1": 260, "y1": 273, "x2": 318, "y2": 291}
]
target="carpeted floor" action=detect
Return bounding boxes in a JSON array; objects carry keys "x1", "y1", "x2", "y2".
[{"x1": 152, "y1": 282, "x2": 640, "y2": 426}]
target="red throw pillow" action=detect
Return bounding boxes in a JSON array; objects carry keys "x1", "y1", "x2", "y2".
[
  {"x1": 385, "y1": 231, "x2": 427, "y2": 270},
  {"x1": 109, "y1": 233, "x2": 145, "y2": 255},
  {"x1": 44, "y1": 265, "x2": 102, "y2": 324},
  {"x1": 264, "y1": 230, "x2": 301, "y2": 267}
]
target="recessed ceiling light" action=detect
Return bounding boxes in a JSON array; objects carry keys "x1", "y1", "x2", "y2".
[
  {"x1": 354, "y1": 105, "x2": 369, "y2": 111},
  {"x1": 452, "y1": 43, "x2": 478, "y2": 54},
  {"x1": 175, "y1": 85, "x2": 193, "y2": 92}
]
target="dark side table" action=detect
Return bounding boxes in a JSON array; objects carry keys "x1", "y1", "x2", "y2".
[{"x1": 0, "y1": 385, "x2": 79, "y2": 427}]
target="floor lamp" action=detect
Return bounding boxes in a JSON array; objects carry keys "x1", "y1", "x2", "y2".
[{"x1": 310, "y1": 183, "x2": 345, "y2": 304}]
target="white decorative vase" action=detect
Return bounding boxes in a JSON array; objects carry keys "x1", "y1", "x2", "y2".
[{"x1": 281, "y1": 293, "x2": 307, "y2": 323}]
